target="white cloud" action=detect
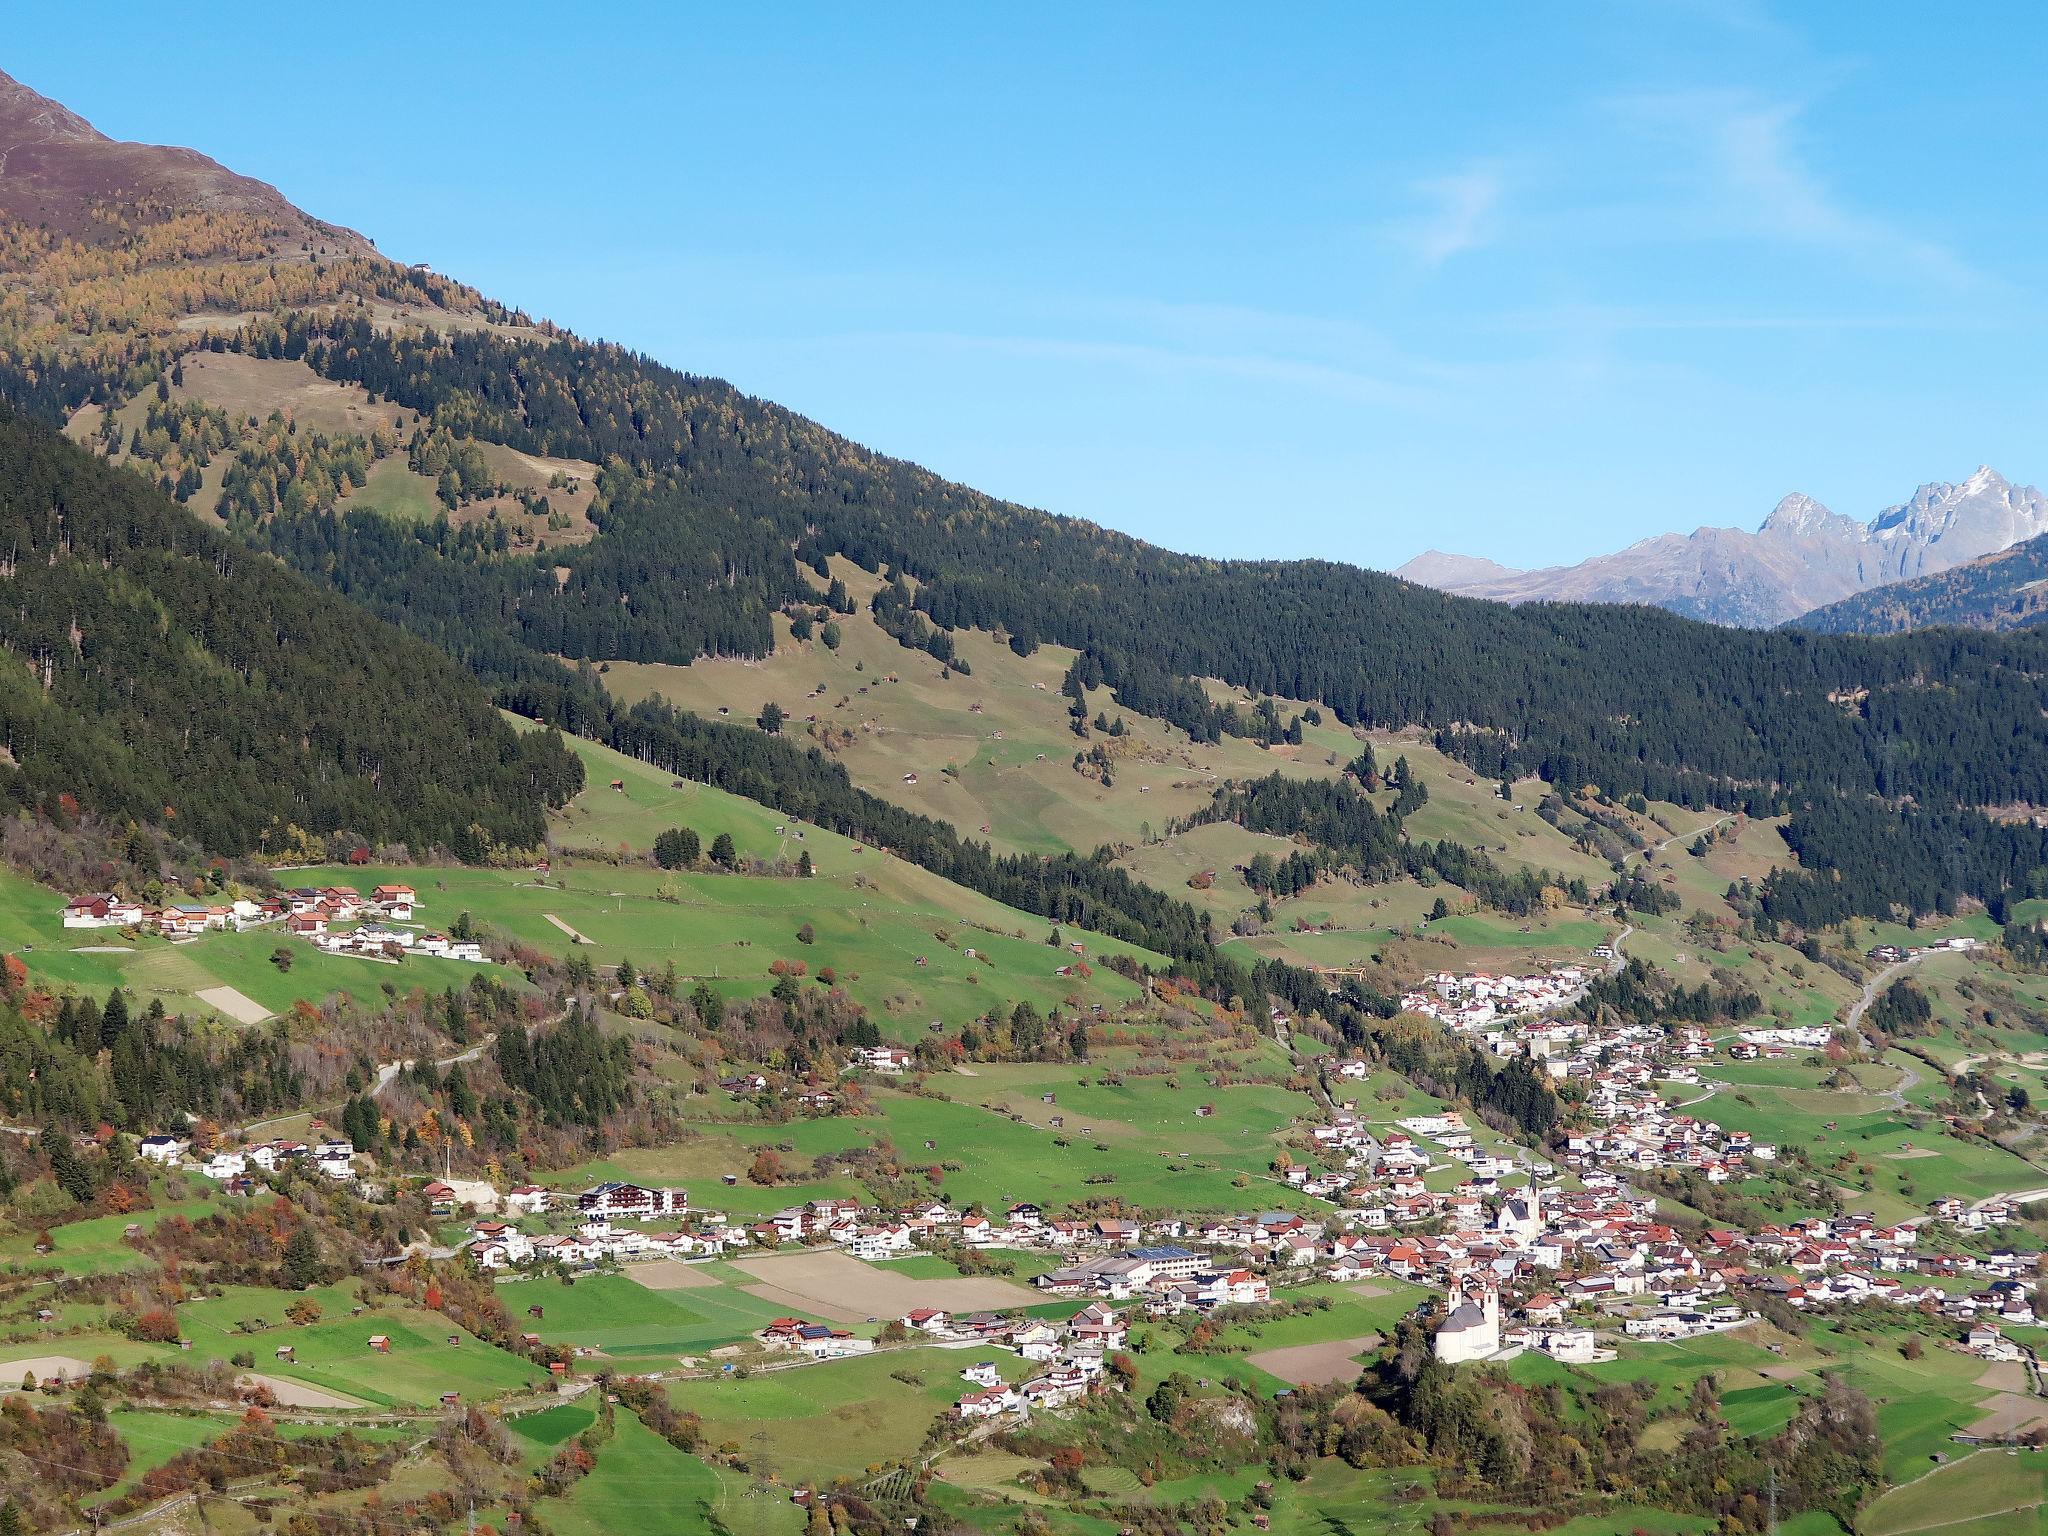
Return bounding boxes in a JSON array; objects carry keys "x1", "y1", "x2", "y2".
[
  {"x1": 1612, "y1": 88, "x2": 1980, "y2": 289},
  {"x1": 1389, "y1": 164, "x2": 1505, "y2": 267}
]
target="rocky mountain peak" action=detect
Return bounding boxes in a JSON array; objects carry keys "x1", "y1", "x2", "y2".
[
  {"x1": 1758, "y1": 493, "x2": 1851, "y2": 539},
  {"x1": 1404, "y1": 466, "x2": 2048, "y2": 626}
]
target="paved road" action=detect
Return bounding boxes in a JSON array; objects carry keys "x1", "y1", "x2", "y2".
[
  {"x1": 236, "y1": 1034, "x2": 499, "y2": 1137},
  {"x1": 370, "y1": 1033, "x2": 496, "y2": 1096},
  {"x1": 1845, "y1": 949, "x2": 1936, "y2": 1034},
  {"x1": 1607, "y1": 924, "x2": 1635, "y2": 973}
]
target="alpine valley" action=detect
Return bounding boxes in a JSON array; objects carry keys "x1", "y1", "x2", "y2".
[{"x1": 2, "y1": 60, "x2": 2048, "y2": 1536}]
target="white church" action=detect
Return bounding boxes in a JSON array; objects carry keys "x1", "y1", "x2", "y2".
[{"x1": 1435, "y1": 1278, "x2": 1501, "y2": 1364}]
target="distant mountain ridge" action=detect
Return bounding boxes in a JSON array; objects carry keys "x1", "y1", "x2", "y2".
[
  {"x1": 1793, "y1": 530, "x2": 2048, "y2": 635},
  {"x1": 1397, "y1": 467, "x2": 2048, "y2": 626}
]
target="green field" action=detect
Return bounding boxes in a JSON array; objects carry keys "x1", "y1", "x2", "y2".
[
  {"x1": 669, "y1": 1345, "x2": 981, "y2": 1485},
  {"x1": 0, "y1": 1187, "x2": 210, "y2": 1275},
  {"x1": 660, "y1": 1062, "x2": 1317, "y2": 1213},
  {"x1": 0, "y1": 862, "x2": 521, "y2": 1021},
  {"x1": 536, "y1": 1407, "x2": 722, "y2": 1536},
  {"x1": 1861, "y1": 1448, "x2": 2048, "y2": 1535},
  {"x1": 292, "y1": 734, "x2": 1164, "y2": 1037},
  {"x1": 498, "y1": 1268, "x2": 797, "y2": 1360},
  {"x1": 175, "y1": 1283, "x2": 544, "y2": 1408}
]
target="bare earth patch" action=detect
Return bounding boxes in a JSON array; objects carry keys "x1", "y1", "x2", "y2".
[
  {"x1": 238, "y1": 1373, "x2": 369, "y2": 1409},
  {"x1": 629, "y1": 1259, "x2": 723, "y2": 1292},
  {"x1": 0, "y1": 1354, "x2": 90, "y2": 1385},
  {"x1": 1966, "y1": 1391, "x2": 2048, "y2": 1439},
  {"x1": 729, "y1": 1249, "x2": 1040, "y2": 1323},
  {"x1": 1885, "y1": 1147, "x2": 1943, "y2": 1161},
  {"x1": 1975, "y1": 1360, "x2": 2030, "y2": 1392},
  {"x1": 1244, "y1": 1334, "x2": 1382, "y2": 1387},
  {"x1": 197, "y1": 985, "x2": 273, "y2": 1025},
  {"x1": 1757, "y1": 1363, "x2": 1807, "y2": 1381}
]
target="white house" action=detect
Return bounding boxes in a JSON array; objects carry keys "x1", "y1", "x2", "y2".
[{"x1": 137, "y1": 1134, "x2": 189, "y2": 1165}]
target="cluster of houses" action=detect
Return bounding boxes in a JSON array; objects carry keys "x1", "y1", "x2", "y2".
[
  {"x1": 138, "y1": 1132, "x2": 360, "y2": 1186},
  {"x1": 1867, "y1": 936, "x2": 1987, "y2": 965},
  {"x1": 66, "y1": 892, "x2": 273, "y2": 939},
  {"x1": 1397, "y1": 965, "x2": 1593, "y2": 1033},
  {"x1": 60, "y1": 882, "x2": 484, "y2": 962},
  {"x1": 64, "y1": 884, "x2": 495, "y2": 966}
]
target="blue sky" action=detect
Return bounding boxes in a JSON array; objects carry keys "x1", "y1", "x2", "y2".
[{"x1": 12, "y1": 3, "x2": 2047, "y2": 568}]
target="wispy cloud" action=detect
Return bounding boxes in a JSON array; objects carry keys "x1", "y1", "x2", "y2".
[
  {"x1": 1387, "y1": 164, "x2": 1505, "y2": 267},
  {"x1": 1611, "y1": 88, "x2": 1982, "y2": 289}
]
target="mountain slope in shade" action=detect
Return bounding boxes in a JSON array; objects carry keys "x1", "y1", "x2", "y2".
[
  {"x1": 0, "y1": 67, "x2": 365, "y2": 247},
  {"x1": 0, "y1": 404, "x2": 580, "y2": 857},
  {"x1": 1404, "y1": 468, "x2": 2048, "y2": 626},
  {"x1": 1792, "y1": 530, "x2": 2048, "y2": 635}
]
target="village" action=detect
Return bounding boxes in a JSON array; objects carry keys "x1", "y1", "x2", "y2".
[
  {"x1": 61, "y1": 881, "x2": 489, "y2": 962},
  {"x1": 96, "y1": 906, "x2": 2048, "y2": 1432}
]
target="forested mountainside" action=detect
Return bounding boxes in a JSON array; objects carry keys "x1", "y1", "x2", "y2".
[
  {"x1": 0, "y1": 405, "x2": 581, "y2": 857},
  {"x1": 239, "y1": 313, "x2": 2048, "y2": 925},
  {"x1": 1, "y1": 71, "x2": 2046, "y2": 926},
  {"x1": 1793, "y1": 531, "x2": 2048, "y2": 636}
]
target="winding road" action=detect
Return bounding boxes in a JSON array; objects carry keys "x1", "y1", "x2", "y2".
[
  {"x1": 1845, "y1": 948, "x2": 1936, "y2": 1034},
  {"x1": 1630, "y1": 813, "x2": 1736, "y2": 864},
  {"x1": 236, "y1": 1034, "x2": 498, "y2": 1137}
]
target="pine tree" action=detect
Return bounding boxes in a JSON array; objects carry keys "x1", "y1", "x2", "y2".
[{"x1": 282, "y1": 1227, "x2": 321, "y2": 1290}]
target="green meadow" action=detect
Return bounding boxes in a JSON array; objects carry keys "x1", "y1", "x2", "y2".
[
  {"x1": 668, "y1": 1345, "x2": 990, "y2": 1485},
  {"x1": 535, "y1": 1408, "x2": 727, "y2": 1536},
  {"x1": 0, "y1": 862, "x2": 521, "y2": 1021},
  {"x1": 495, "y1": 1268, "x2": 797, "y2": 1360},
  {"x1": 174, "y1": 1283, "x2": 545, "y2": 1408}
]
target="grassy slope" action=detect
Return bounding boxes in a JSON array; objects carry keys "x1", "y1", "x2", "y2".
[{"x1": 0, "y1": 862, "x2": 522, "y2": 1020}]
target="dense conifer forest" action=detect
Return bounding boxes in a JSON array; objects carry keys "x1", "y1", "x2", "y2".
[{"x1": 0, "y1": 407, "x2": 582, "y2": 858}]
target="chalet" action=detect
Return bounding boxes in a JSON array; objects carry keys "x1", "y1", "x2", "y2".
[
  {"x1": 158, "y1": 905, "x2": 214, "y2": 938},
  {"x1": 850, "y1": 1045, "x2": 915, "y2": 1074},
  {"x1": 955, "y1": 1386, "x2": 1019, "y2": 1419},
  {"x1": 1968, "y1": 1324, "x2": 2022, "y2": 1362},
  {"x1": 137, "y1": 1134, "x2": 189, "y2": 1165},
  {"x1": 200, "y1": 1151, "x2": 247, "y2": 1180},
  {"x1": 794, "y1": 1323, "x2": 872, "y2": 1360},
  {"x1": 63, "y1": 894, "x2": 146, "y2": 929},
  {"x1": 373, "y1": 885, "x2": 418, "y2": 919},
  {"x1": 1066, "y1": 1301, "x2": 1128, "y2": 1347}
]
